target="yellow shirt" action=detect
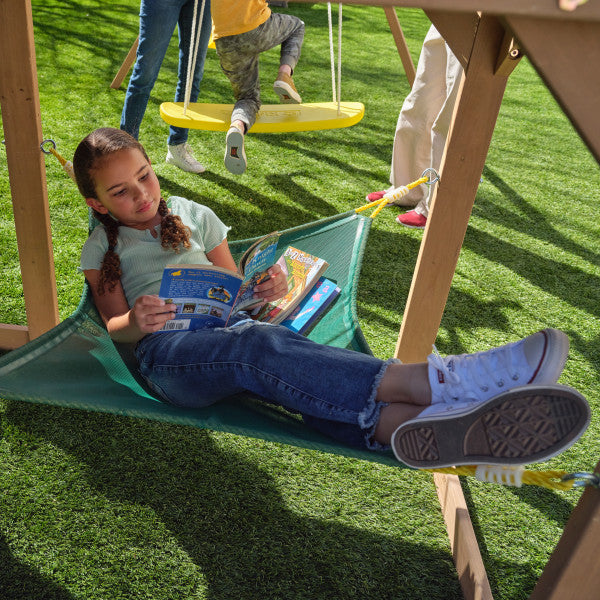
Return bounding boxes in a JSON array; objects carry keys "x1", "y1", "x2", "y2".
[{"x1": 211, "y1": 0, "x2": 271, "y2": 40}]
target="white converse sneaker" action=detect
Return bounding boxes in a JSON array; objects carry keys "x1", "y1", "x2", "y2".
[
  {"x1": 428, "y1": 328, "x2": 569, "y2": 408},
  {"x1": 391, "y1": 384, "x2": 590, "y2": 468},
  {"x1": 166, "y1": 143, "x2": 206, "y2": 174},
  {"x1": 224, "y1": 125, "x2": 247, "y2": 175}
]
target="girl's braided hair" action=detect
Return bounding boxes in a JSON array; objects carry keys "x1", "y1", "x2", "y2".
[{"x1": 73, "y1": 128, "x2": 191, "y2": 294}]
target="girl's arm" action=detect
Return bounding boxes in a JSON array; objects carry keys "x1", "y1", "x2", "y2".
[
  {"x1": 84, "y1": 269, "x2": 176, "y2": 343},
  {"x1": 207, "y1": 239, "x2": 288, "y2": 302},
  {"x1": 206, "y1": 238, "x2": 238, "y2": 272}
]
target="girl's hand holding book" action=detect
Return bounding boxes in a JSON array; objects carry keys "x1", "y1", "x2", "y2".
[
  {"x1": 252, "y1": 264, "x2": 288, "y2": 303},
  {"x1": 132, "y1": 295, "x2": 177, "y2": 334}
]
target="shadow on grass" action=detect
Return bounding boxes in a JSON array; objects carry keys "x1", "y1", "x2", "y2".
[
  {"x1": 4, "y1": 403, "x2": 464, "y2": 600},
  {"x1": 477, "y1": 166, "x2": 600, "y2": 268},
  {"x1": 460, "y1": 479, "x2": 575, "y2": 600},
  {"x1": 0, "y1": 536, "x2": 77, "y2": 600}
]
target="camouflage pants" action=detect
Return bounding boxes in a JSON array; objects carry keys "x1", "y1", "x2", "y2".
[{"x1": 215, "y1": 12, "x2": 304, "y2": 130}]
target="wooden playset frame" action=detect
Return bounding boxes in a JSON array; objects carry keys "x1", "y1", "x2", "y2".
[{"x1": 1, "y1": 2, "x2": 599, "y2": 598}]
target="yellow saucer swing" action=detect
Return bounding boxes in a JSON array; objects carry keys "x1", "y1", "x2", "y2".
[{"x1": 160, "y1": 1, "x2": 365, "y2": 133}]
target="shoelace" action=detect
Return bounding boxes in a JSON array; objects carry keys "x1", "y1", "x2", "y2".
[{"x1": 430, "y1": 343, "x2": 522, "y2": 404}]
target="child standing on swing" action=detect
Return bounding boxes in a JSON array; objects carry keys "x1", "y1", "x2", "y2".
[
  {"x1": 210, "y1": 0, "x2": 305, "y2": 174},
  {"x1": 74, "y1": 128, "x2": 590, "y2": 469}
]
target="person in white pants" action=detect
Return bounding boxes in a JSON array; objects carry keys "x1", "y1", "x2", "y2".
[{"x1": 367, "y1": 25, "x2": 463, "y2": 228}]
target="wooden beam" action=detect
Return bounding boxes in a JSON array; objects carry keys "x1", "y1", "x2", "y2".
[
  {"x1": 435, "y1": 474, "x2": 494, "y2": 600},
  {"x1": 529, "y1": 460, "x2": 600, "y2": 599},
  {"x1": 425, "y1": 10, "x2": 479, "y2": 70},
  {"x1": 0, "y1": 325, "x2": 30, "y2": 351},
  {"x1": 291, "y1": 0, "x2": 600, "y2": 21},
  {"x1": 504, "y1": 16, "x2": 600, "y2": 164},
  {"x1": 383, "y1": 6, "x2": 416, "y2": 87},
  {"x1": 0, "y1": 0, "x2": 59, "y2": 341},
  {"x1": 395, "y1": 14, "x2": 509, "y2": 363},
  {"x1": 110, "y1": 36, "x2": 139, "y2": 89},
  {"x1": 493, "y1": 30, "x2": 522, "y2": 77}
]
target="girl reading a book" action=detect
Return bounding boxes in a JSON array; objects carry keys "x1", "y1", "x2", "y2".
[{"x1": 74, "y1": 128, "x2": 590, "y2": 468}]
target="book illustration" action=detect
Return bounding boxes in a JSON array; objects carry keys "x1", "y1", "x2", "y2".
[
  {"x1": 158, "y1": 265, "x2": 243, "y2": 332},
  {"x1": 256, "y1": 246, "x2": 329, "y2": 325},
  {"x1": 234, "y1": 232, "x2": 280, "y2": 312},
  {"x1": 156, "y1": 232, "x2": 280, "y2": 332},
  {"x1": 280, "y1": 277, "x2": 341, "y2": 335}
]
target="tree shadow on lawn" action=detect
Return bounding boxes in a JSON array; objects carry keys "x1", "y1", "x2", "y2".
[
  {"x1": 460, "y1": 478, "x2": 577, "y2": 600},
  {"x1": 0, "y1": 536, "x2": 78, "y2": 600},
  {"x1": 475, "y1": 166, "x2": 600, "y2": 269},
  {"x1": 5, "y1": 403, "x2": 465, "y2": 600}
]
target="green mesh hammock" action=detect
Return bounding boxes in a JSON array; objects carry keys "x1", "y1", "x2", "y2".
[{"x1": 0, "y1": 211, "x2": 398, "y2": 466}]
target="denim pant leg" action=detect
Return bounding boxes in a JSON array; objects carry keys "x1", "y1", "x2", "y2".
[
  {"x1": 121, "y1": 0, "x2": 180, "y2": 139},
  {"x1": 215, "y1": 13, "x2": 305, "y2": 129},
  {"x1": 135, "y1": 320, "x2": 393, "y2": 449},
  {"x1": 169, "y1": 0, "x2": 212, "y2": 145}
]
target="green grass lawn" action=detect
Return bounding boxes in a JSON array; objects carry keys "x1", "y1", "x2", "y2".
[{"x1": 1, "y1": 2, "x2": 599, "y2": 599}]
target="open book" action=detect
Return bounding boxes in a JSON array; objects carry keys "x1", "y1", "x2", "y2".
[{"x1": 156, "y1": 232, "x2": 280, "y2": 332}]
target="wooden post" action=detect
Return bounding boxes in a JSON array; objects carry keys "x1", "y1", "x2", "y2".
[
  {"x1": 0, "y1": 0, "x2": 59, "y2": 346},
  {"x1": 383, "y1": 6, "x2": 417, "y2": 87},
  {"x1": 435, "y1": 473, "x2": 494, "y2": 600},
  {"x1": 395, "y1": 14, "x2": 509, "y2": 363},
  {"x1": 504, "y1": 16, "x2": 600, "y2": 164},
  {"x1": 110, "y1": 36, "x2": 139, "y2": 89},
  {"x1": 529, "y1": 460, "x2": 600, "y2": 599}
]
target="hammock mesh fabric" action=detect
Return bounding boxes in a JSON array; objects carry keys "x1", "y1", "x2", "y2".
[{"x1": 0, "y1": 211, "x2": 400, "y2": 466}]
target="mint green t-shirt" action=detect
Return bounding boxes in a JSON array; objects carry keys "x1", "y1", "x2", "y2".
[{"x1": 80, "y1": 197, "x2": 230, "y2": 308}]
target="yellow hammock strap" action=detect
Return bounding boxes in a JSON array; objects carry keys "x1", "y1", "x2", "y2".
[
  {"x1": 41, "y1": 139, "x2": 76, "y2": 182},
  {"x1": 425, "y1": 465, "x2": 575, "y2": 491},
  {"x1": 355, "y1": 175, "x2": 429, "y2": 219}
]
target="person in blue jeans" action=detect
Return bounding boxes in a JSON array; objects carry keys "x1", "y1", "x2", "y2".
[
  {"x1": 120, "y1": 0, "x2": 212, "y2": 173},
  {"x1": 73, "y1": 127, "x2": 591, "y2": 469}
]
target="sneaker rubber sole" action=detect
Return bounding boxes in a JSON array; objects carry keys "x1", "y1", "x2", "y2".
[
  {"x1": 391, "y1": 384, "x2": 590, "y2": 469},
  {"x1": 224, "y1": 127, "x2": 247, "y2": 175}
]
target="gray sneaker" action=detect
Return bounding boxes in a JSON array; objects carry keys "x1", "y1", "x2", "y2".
[
  {"x1": 166, "y1": 143, "x2": 206, "y2": 174},
  {"x1": 392, "y1": 384, "x2": 590, "y2": 468}
]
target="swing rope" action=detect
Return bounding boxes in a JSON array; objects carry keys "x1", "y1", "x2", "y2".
[
  {"x1": 355, "y1": 170, "x2": 434, "y2": 219},
  {"x1": 41, "y1": 139, "x2": 76, "y2": 182},
  {"x1": 183, "y1": 0, "x2": 206, "y2": 115},
  {"x1": 427, "y1": 466, "x2": 600, "y2": 492},
  {"x1": 327, "y1": 2, "x2": 343, "y2": 114}
]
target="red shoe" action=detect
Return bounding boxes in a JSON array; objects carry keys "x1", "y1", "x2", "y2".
[
  {"x1": 396, "y1": 210, "x2": 427, "y2": 229},
  {"x1": 366, "y1": 190, "x2": 386, "y2": 203}
]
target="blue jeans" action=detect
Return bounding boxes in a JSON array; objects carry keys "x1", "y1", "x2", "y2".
[
  {"x1": 135, "y1": 318, "x2": 395, "y2": 450},
  {"x1": 120, "y1": 0, "x2": 212, "y2": 146}
]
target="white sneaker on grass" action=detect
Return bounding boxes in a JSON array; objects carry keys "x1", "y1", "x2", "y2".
[
  {"x1": 391, "y1": 384, "x2": 590, "y2": 468},
  {"x1": 224, "y1": 125, "x2": 246, "y2": 175},
  {"x1": 166, "y1": 143, "x2": 206, "y2": 173}
]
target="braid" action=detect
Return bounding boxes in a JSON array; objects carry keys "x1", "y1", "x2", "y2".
[
  {"x1": 93, "y1": 211, "x2": 122, "y2": 295},
  {"x1": 158, "y1": 198, "x2": 191, "y2": 252},
  {"x1": 73, "y1": 128, "x2": 192, "y2": 296}
]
